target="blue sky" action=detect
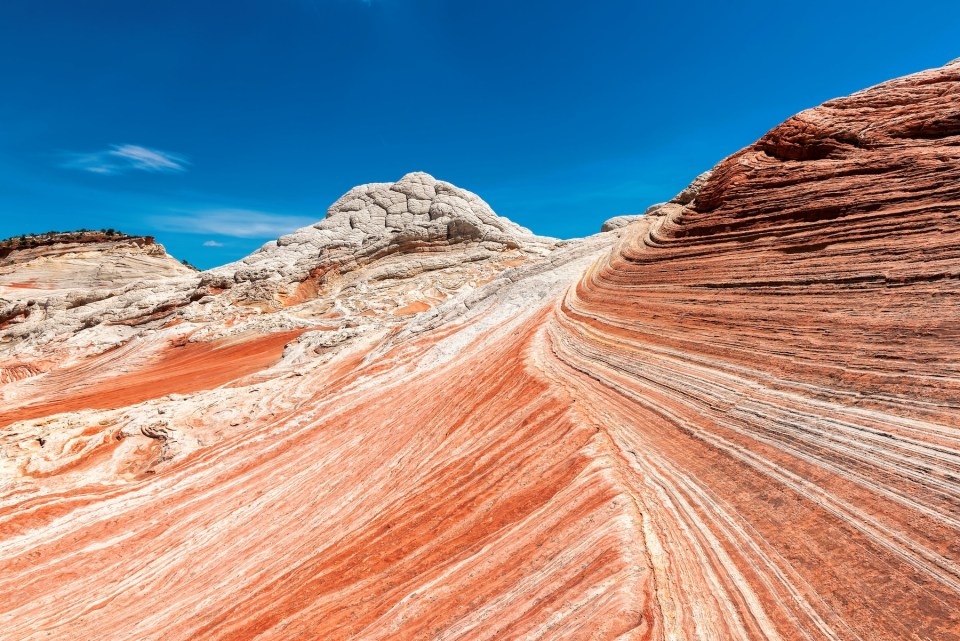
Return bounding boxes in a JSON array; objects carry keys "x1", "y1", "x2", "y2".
[{"x1": 1, "y1": 1, "x2": 958, "y2": 269}]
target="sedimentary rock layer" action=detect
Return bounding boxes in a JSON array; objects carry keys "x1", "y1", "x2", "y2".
[
  {"x1": 0, "y1": 329, "x2": 305, "y2": 429},
  {"x1": 553, "y1": 58, "x2": 960, "y2": 639},
  {"x1": 1, "y1": 60, "x2": 959, "y2": 640},
  {"x1": 0, "y1": 235, "x2": 190, "y2": 298}
]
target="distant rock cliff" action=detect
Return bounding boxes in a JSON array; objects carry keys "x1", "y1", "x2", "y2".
[
  {"x1": 0, "y1": 233, "x2": 194, "y2": 340},
  {"x1": 1, "y1": 60, "x2": 959, "y2": 640},
  {"x1": 0, "y1": 232, "x2": 189, "y2": 295}
]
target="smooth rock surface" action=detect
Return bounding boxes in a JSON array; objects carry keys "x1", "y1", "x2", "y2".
[
  {"x1": 1, "y1": 61, "x2": 959, "y2": 640},
  {"x1": 556, "y1": 59, "x2": 960, "y2": 640}
]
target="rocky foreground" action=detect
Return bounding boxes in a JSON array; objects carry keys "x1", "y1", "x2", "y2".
[{"x1": 1, "y1": 60, "x2": 959, "y2": 640}]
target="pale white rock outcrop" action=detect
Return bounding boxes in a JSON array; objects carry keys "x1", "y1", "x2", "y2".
[
  {"x1": 599, "y1": 168, "x2": 715, "y2": 232},
  {"x1": 0, "y1": 173, "x2": 570, "y2": 370},
  {"x1": 203, "y1": 172, "x2": 558, "y2": 302},
  {"x1": 0, "y1": 237, "x2": 193, "y2": 299}
]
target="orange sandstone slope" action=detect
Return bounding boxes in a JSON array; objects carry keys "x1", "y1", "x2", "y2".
[
  {"x1": 553, "y1": 58, "x2": 960, "y2": 640},
  {"x1": 1, "y1": 61, "x2": 959, "y2": 640}
]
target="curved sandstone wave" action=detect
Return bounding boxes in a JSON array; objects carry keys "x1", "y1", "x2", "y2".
[
  {"x1": 553, "y1": 59, "x2": 960, "y2": 639},
  {"x1": 0, "y1": 329, "x2": 306, "y2": 429},
  {"x1": 0, "y1": 61, "x2": 958, "y2": 640}
]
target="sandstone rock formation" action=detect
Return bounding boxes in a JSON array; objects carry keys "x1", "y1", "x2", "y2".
[
  {"x1": 1, "y1": 60, "x2": 959, "y2": 640},
  {"x1": 0, "y1": 233, "x2": 190, "y2": 304},
  {"x1": 600, "y1": 168, "x2": 714, "y2": 232},
  {"x1": 202, "y1": 171, "x2": 557, "y2": 305}
]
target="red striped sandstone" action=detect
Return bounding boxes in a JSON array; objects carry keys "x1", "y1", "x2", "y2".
[{"x1": 1, "y1": 60, "x2": 959, "y2": 640}]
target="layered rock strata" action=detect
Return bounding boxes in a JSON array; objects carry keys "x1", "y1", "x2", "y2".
[
  {"x1": 1, "y1": 60, "x2": 959, "y2": 640},
  {"x1": 553, "y1": 58, "x2": 960, "y2": 640},
  {"x1": 0, "y1": 234, "x2": 191, "y2": 312}
]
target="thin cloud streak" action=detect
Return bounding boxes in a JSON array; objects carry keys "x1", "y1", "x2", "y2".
[
  {"x1": 202, "y1": 240, "x2": 225, "y2": 247},
  {"x1": 110, "y1": 145, "x2": 187, "y2": 172},
  {"x1": 62, "y1": 144, "x2": 188, "y2": 175},
  {"x1": 151, "y1": 209, "x2": 316, "y2": 239}
]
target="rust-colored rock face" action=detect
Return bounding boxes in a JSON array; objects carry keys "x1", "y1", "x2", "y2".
[
  {"x1": 1, "y1": 62, "x2": 959, "y2": 640},
  {"x1": 556, "y1": 60, "x2": 960, "y2": 640}
]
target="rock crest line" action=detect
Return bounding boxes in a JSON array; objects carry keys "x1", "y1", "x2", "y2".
[{"x1": 1, "y1": 59, "x2": 959, "y2": 640}]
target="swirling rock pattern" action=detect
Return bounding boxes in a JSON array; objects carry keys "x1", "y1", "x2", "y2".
[
  {"x1": 0, "y1": 235, "x2": 190, "y2": 297},
  {"x1": 555, "y1": 58, "x2": 960, "y2": 640},
  {"x1": 1, "y1": 61, "x2": 959, "y2": 640}
]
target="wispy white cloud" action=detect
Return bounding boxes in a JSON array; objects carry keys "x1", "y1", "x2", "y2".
[
  {"x1": 110, "y1": 145, "x2": 187, "y2": 172},
  {"x1": 62, "y1": 144, "x2": 188, "y2": 175},
  {"x1": 202, "y1": 239, "x2": 225, "y2": 247},
  {"x1": 151, "y1": 209, "x2": 315, "y2": 238}
]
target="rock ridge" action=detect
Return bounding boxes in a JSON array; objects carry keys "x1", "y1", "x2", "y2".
[
  {"x1": 1, "y1": 61, "x2": 959, "y2": 641},
  {"x1": 202, "y1": 172, "x2": 559, "y2": 304}
]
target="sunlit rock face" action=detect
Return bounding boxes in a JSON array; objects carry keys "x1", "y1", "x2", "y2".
[
  {"x1": 0, "y1": 234, "x2": 191, "y2": 296},
  {"x1": 0, "y1": 234, "x2": 194, "y2": 332},
  {"x1": 202, "y1": 171, "x2": 560, "y2": 308},
  {"x1": 1, "y1": 61, "x2": 959, "y2": 640},
  {"x1": 555, "y1": 59, "x2": 960, "y2": 640}
]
